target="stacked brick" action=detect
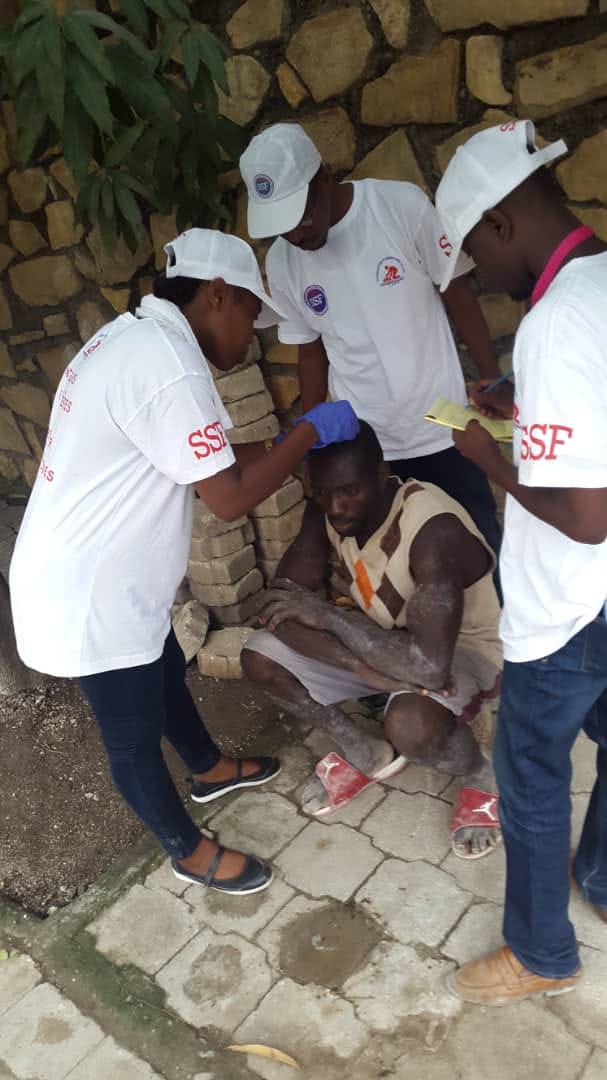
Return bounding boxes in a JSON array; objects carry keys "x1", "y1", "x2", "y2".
[
  {"x1": 250, "y1": 477, "x2": 305, "y2": 582},
  {"x1": 188, "y1": 501, "x2": 262, "y2": 628}
]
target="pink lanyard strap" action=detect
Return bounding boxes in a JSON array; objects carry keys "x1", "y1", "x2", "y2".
[{"x1": 531, "y1": 225, "x2": 594, "y2": 307}]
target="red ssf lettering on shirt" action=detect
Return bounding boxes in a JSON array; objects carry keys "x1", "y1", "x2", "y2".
[
  {"x1": 438, "y1": 234, "x2": 453, "y2": 257},
  {"x1": 188, "y1": 421, "x2": 228, "y2": 460},
  {"x1": 514, "y1": 408, "x2": 574, "y2": 461},
  {"x1": 39, "y1": 457, "x2": 54, "y2": 482},
  {"x1": 59, "y1": 391, "x2": 72, "y2": 413}
]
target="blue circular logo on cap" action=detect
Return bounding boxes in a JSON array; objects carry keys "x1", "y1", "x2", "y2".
[
  {"x1": 304, "y1": 284, "x2": 328, "y2": 316},
  {"x1": 254, "y1": 174, "x2": 274, "y2": 198}
]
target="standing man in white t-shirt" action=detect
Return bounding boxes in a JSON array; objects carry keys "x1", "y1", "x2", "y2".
[
  {"x1": 434, "y1": 121, "x2": 607, "y2": 1004},
  {"x1": 9, "y1": 228, "x2": 358, "y2": 898},
  {"x1": 239, "y1": 124, "x2": 502, "y2": 565}
]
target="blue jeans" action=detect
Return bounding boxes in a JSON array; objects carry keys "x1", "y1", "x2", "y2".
[
  {"x1": 495, "y1": 612, "x2": 607, "y2": 978},
  {"x1": 78, "y1": 629, "x2": 220, "y2": 860}
]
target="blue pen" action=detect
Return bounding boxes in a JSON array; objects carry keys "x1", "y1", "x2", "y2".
[{"x1": 466, "y1": 369, "x2": 514, "y2": 408}]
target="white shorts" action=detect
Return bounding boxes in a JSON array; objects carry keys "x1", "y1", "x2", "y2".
[{"x1": 244, "y1": 630, "x2": 501, "y2": 724}]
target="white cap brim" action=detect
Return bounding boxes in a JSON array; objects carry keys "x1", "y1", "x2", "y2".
[{"x1": 247, "y1": 184, "x2": 309, "y2": 240}]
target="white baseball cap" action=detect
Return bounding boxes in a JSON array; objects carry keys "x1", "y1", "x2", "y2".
[
  {"x1": 164, "y1": 228, "x2": 285, "y2": 328},
  {"x1": 435, "y1": 120, "x2": 568, "y2": 292},
  {"x1": 240, "y1": 123, "x2": 322, "y2": 239}
]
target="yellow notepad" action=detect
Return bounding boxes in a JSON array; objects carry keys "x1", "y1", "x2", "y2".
[{"x1": 424, "y1": 397, "x2": 513, "y2": 442}]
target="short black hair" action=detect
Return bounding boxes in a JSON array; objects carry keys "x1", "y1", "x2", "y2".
[
  {"x1": 153, "y1": 272, "x2": 205, "y2": 308},
  {"x1": 308, "y1": 418, "x2": 383, "y2": 478}
]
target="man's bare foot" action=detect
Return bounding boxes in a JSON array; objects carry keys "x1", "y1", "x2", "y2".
[
  {"x1": 179, "y1": 835, "x2": 247, "y2": 881},
  {"x1": 452, "y1": 756, "x2": 501, "y2": 859},
  {"x1": 301, "y1": 738, "x2": 396, "y2": 815}
]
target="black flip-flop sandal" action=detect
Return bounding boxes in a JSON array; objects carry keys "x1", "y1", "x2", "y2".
[
  {"x1": 190, "y1": 756, "x2": 281, "y2": 804},
  {"x1": 172, "y1": 847, "x2": 273, "y2": 895}
]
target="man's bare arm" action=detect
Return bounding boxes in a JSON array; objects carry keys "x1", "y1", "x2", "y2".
[
  {"x1": 274, "y1": 500, "x2": 331, "y2": 591},
  {"x1": 299, "y1": 339, "x2": 329, "y2": 411},
  {"x1": 262, "y1": 514, "x2": 485, "y2": 691},
  {"x1": 442, "y1": 275, "x2": 499, "y2": 381}
]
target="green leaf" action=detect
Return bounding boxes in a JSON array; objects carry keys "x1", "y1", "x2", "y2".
[
  {"x1": 195, "y1": 28, "x2": 228, "y2": 94},
  {"x1": 114, "y1": 179, "x2": 142, "y2": 234},
  {"x1": 140, "y1": 0, "x2": 172, "y2": 19},
  {"x1": 42, "y1": 11, "x2": 63, "y2": 68},
  {"x1": 62, "y1": 12, "x2": 116, "y2": 85},
  {"x1": 36, "y1": 49, "x2": 64, "y2": 130},
  {"x1": 101, "y1": 176, "x2": 115, "y2": 222},
  {"x1": 119, "y1": 0, "x2": 149, "y2": 37},
  {"x1": 66, "y1": 50, "x2": 114, "y2": 134},
  {"x1": 77, "y1": 9, "x2": 153, "y2": 66},
  {"x1": 76, "y1": 171, "x2": 103, "y2": 225},
  {"x1": 194, "y1": 65, "x2": 218, "y2": 125},
  {"x1": 115, "y1": 169, "x2": 158, "y2": 206},
  {"x1": 97, "y1": 203, "x2": 119, "y2": 251},
  {"x1": 62, "y1": 95, "x2": 94, "y2": 182},
  {"x1": 106, "y1": 120, "x2": 145, "y2": 167},
  {"x1": 12, "y1": 1, "x2": 47, "y2": 36},
  {"x1": 120, "y1": 216, "x2": 140, "y2": 254},
  {"x1": 109, "y1": 43, "x2": 170, "y2": 121},
  {"x1": 13, "y1": 73, "x2": 47, "y2": 164},
  {"x1": 159, "y1": 18, "x2": 186, "y2": 67},
  {"x1": 179, "y1": 29, "x2": 199, "y2": 88},
  {"x1": 163, "y1": 0, "x2": 190, "y2": 20},
  {"x1": 10, "y1": 22, "x2": 45, "y2": 86}
]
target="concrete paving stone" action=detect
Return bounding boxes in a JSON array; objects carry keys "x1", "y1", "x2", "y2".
[
  {"x1": 0, "y1": 983, "x2": 104, "y2": 1080},
  {"x1": 0, "y1": 955, "x2": 41, "y2": 1015},
  {"x1": 343, "y1": 940, "x2": 460, "y2": 1034},
  {"x1": 256, "y1": 894, "x2": 332, "y2": 972},
  {"x1": 581, "y1": 1049, "x2": 607, "y2": 1080},
  {"x1": 442, "y1": 901, "x2": 503, "y2": 964},
  {"x1": 88, "y1": 883, "x2": 200, "y2": 975},
  {"x1": 276, "y1": 822, "x2": 383, "y2": 901},
  {"x1": 361, "y1": 790, "x2": 451, "y2": 864},
  {"x1": 385, "y1": 762, "x2": 452, "y2": 796},
  {"x1": 207, "y1": 791, "x2": 306, "y2": 859},
  {"x1": 233, "y1": 978, "x2": 369, "y2": 1080},
  {"x1": 184, "y1": 875, "x2": 294, "y2": 938},
  {"x1": 303, "y1": 728, "x2": 338, "y2": 759},
  {"x1": 549, "y1": 945, "x2": 607, "y2": 1051},
  {"x1": 356, "y1": 859, "x2": 471, "y2": 946},
  {"x1": 392, "y1": 999, "x2": 589, "y2": 1080},
  {"x1": 66, "y1": 1036, "x2": 162, "y2": 1079},
  {"x1": 156, "y1": 929, "x2": 273, "y2": 1033},
  {"x1": 441, "y1": 842, "x2": 506, "y2": 903},
  {"x1": 0, "y1": 506, "x2": 24, "y2": 531},
  {"x1": 572, "y1": 792, "x2": 591, "y2": 851},
  {"x1": 270, "y1": 744, "x2": 315, "y2": 795},
  {"x1": 144, "y1": 859, "x2": 189, "y2": 897},
  {"x1": 571, "y1": 732, "x2": 597, "y2": 794},
  {"x1": 0, "y1": 1063, "x2": 18, "y2": 1079}
]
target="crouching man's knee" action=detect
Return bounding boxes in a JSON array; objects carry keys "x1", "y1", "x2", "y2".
[{"x1": 384, "y1": 695, "x2": 454, "y2": 765}]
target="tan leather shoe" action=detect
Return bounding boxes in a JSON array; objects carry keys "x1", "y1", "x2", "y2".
[{"x1": 447, "y1": 946, "x2": 581, "y2": 1006}]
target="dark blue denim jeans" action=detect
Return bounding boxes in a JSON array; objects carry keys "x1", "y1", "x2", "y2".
[
  {"x1": 78, "y1": 628, "x2": 220, "y2": 860},
  {"x1": 495, "y1": 612, "x2": 607, "y2": 978}
]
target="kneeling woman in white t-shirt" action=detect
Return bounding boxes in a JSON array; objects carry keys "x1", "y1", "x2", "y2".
[{"x1": 9, "y1": 229, "x2": 358, "y2": 896}]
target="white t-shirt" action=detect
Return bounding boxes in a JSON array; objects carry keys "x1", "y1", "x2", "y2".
[
  {"x1": 9, "y1": 297, "x2": 234, "y2": 677},
  {"x1": 265, "y1": 179, "x2": 472, "y2": 460},
  {"x1": 500, "y1": 252, "x2": 607, "y2": 663}
]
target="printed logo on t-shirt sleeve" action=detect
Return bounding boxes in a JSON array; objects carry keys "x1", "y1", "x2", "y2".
[
  {"x1": 188, "y1": 421, "x2": 228, "y2": 460},
  {"x1": 513, "y1": 404, "x2": 573, "y2": 462}
]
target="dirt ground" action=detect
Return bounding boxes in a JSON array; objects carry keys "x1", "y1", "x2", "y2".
[{"x1": 0, "y1": 669, "x2": 282, "y2": 917}]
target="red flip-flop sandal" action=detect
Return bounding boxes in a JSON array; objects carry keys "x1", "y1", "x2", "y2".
[
  {"x1": 310, "y1": 750, "x2": 407, "y2": 818},
  {"x1": 450, "y1": 786, "x2": 501, "y2": 860}
]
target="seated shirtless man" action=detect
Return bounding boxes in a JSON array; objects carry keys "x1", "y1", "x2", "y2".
[{"x1": 242, "y1": 420, "x2": 503, "y2": 859}]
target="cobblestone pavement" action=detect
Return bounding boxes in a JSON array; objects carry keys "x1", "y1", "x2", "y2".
[{"x1": 1, "y1": 718, "x2": 605, "y2": 1080}]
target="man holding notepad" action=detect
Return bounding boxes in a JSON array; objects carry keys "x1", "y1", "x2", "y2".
[
  {"x1": 435, "y1": 120, "x2": 607, "y2": 1005},
  {"x1": 239, "y1": 124, "x2": 502, "y2": 560}
]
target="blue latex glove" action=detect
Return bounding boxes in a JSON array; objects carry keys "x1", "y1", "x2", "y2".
[{"x1": 295, "y1": 400, "x2": 360, "y2": 450}]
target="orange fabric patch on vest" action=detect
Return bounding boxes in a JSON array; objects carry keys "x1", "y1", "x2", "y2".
[{"x1": 354, "y1": 558, "x2": 374, "y2": 610}]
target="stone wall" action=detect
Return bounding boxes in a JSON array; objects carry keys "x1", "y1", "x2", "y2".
[{"x1": 1, "y1": 0, "x2": 607, "y2": 500}]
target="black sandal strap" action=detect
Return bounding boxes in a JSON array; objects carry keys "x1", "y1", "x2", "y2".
[
  {"x1": 202, "y1": 846, "x2": 225, "y2": 886},
  {"x1": 236, "y1": 758, "x2": 243, "y2": 781}
]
